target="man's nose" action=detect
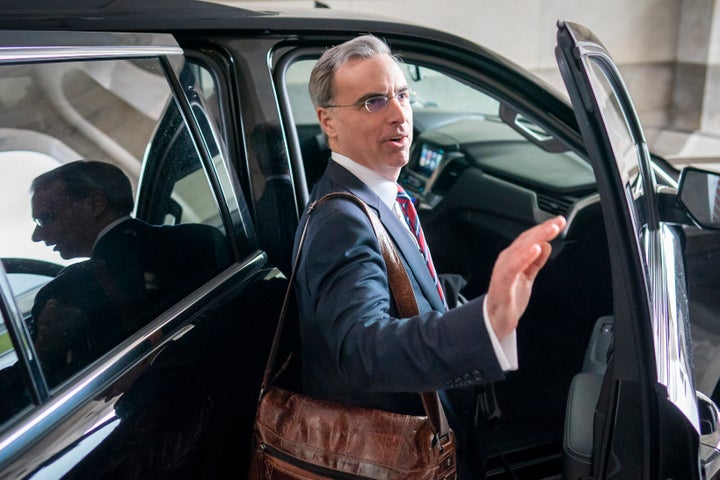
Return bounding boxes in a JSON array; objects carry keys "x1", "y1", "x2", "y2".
[
  {"x1": 386, "y1": 96, "x2": 409, "y2": 121},
  {"x1": 31, "y1": 225, "x2": 43, "y2": 243}
]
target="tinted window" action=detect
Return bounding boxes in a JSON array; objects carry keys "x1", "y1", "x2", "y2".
[
  {"x1": 0, "y1": 56, "x2": 232, "y2": 405},
  {"x1": 581, "y1": 53, "x2": 697, "y2": 424},
  {"x1": 0, "y1": 305, "x2": 28, "y2": 423}
]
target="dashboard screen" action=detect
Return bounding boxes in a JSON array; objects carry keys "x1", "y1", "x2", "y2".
[{"x1": 416, "y1": 143, "x2": 444, "y2": 177}]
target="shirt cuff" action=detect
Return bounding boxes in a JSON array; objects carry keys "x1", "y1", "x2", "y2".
[{"x1": 483, "y1": 296, "x2": 518, "y2": 371}]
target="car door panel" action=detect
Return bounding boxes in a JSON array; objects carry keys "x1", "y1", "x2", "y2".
[{"x1": 0, "y1": 258, "x2": 284, "y2": 479}]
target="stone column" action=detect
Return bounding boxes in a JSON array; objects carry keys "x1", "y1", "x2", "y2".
[
  {"x1": 703, "y1": 0, "x2": 720, "y2": 134},
  {"x1": 672, "y1": 0, "x2": 720, "y2": 135}
]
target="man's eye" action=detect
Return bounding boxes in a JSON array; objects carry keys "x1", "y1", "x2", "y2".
[
  {"x1": 34, "y1": 214, "x2": 55, "y2": 228},
  {"x1": 365, "y1": 96, "x2": 387, "y2": 107},
  {"x1": 397, "y1": 91, "x2": 409, "y2": 101}
]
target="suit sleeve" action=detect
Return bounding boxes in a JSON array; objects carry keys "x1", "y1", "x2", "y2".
[{"x1": 295, "y1": 198, "x2": 506, "y2": 393}]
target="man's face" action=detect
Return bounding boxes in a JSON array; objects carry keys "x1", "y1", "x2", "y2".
[
  {"x1": 318, "y1": 54, "x2": 413, "y2": 181},
  {"x1": 31, "y1": 180, "x2": 96, "y2": 259}
]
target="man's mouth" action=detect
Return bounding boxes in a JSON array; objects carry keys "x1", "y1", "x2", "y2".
[{"x1": 386, "y1": 134, "x2": 408, "y2": 146}]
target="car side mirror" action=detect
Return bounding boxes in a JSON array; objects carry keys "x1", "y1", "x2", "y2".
[
  {"x1": 698, "y1": 391, "x2": 719, "y2": 436},
  {"x1": 697, "y1": 391, "x2": 720, "y2": 478},
  {"x1": 678, "y1": 167, "x2": 720, "y2": 229}
]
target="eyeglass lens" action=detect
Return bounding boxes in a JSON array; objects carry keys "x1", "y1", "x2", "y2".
[{"x1": 364, "y1": 90, "x2": 418, "y2": 113}]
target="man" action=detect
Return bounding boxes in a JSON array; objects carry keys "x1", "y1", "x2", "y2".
[
  {"x1": 30, "y1": 160, "x2": 229, "y2": 386},
  {"x1": 293, "y1": 35, "x2": 566, "y2": 477}
]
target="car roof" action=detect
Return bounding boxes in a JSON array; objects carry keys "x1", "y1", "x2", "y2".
[
  {"x1": 0, "y1": 0, "x2": 506, "y2": 79},
  {"x1": 0, "y1": 0, "x2": 422, "y2": 33},
  {"x1": 0, "y1": 0, "x2": 498, "y2": 78},
  {"x1": 0, "y1": 0, "x2": 261, "y2": 24},
  {"x1": 0, "y1": 0, "x2": 576, "y2": 132}
]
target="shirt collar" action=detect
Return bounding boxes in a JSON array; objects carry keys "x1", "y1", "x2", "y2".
[
  {"x1": 93, "y1": 215, "x2": 131, "y2": 252},
  {"x1": 331, "y1": 152, "x2": 398, "y2": 209}
]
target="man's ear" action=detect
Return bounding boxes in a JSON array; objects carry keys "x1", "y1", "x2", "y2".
[
  {"x1": 86, "y1": 190, "x2": 109, "y2": 216},
  {"x1": 317, "y1": 107, "x2": 336, "y2": 140}
]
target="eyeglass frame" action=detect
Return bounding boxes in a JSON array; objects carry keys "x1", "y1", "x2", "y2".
[
  {"x1": 323, "y1": 88, "x2": 419, "y2": 113},
  {"x1": 33, "y1": 195, "x2": 88, "y2": 228}
]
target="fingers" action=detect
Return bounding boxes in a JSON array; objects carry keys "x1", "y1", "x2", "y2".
[
  {"x1": 485, "y1": 216, "x2": 566, "y2": 339},
  {"x1": 499, "y1": 215, "x2": 565, "y2": 275},
  {"x1": 518, "y1": 215, "x2": 566, "y2": 245},
  {"x1": 523, "y1": 241, "x2": 553, "y2": 280}
]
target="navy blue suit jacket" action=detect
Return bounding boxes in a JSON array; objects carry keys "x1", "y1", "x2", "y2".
[{"x1": 293, "y1": 161, "x2": 505, "y2": 414}]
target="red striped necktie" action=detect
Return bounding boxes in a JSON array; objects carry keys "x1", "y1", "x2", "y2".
[{"x1": 396, "y1": 185, "x2": 448, "y2": 310}]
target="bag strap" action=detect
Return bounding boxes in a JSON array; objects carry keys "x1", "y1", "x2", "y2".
[{"x1": 260, "y1": 191, "x2": 451, "y2": 441}]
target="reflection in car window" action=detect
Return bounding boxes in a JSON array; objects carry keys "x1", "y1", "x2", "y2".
[
  {"x1": 0, "y1": 56, "x2": 233, "y2": 406},
  {"x1": 0, "y1": 151, "x2": 71, "y2": 267},
  {"x1": 583, "y1": 56, "x2": 697, "y2": 422},
  {"x1": 587, "y1": 64, "x2": 640, "y2": 189},
  {"x1": 0, "y1": 303, "x2": 29, "y2": 424},
  {"x1": 587, "y1": 61, "x2": 647, "y2": 244}
]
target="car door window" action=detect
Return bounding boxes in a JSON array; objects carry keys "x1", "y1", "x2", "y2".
[
  {"x1": 0, "y1": 55, "x2": 233, "y2": 402},
  {"x1": 557, "y1": 22, "x2": 700, "y2": 476},
  {"x1": 0, "y1": 305, "x2": 30, "y2": 424}
]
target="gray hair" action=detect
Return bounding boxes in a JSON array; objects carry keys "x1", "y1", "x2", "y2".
[
  {"x1": 308, "y1": 34, "x2": 400, "y2": 108},
  {"x1": 31, "y1": 160, "x2": 134, "y2": 215}
]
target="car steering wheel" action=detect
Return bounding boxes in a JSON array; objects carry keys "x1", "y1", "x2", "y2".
[{"x1": 1, "y1": 258, "x2": 63, "y2": 278}]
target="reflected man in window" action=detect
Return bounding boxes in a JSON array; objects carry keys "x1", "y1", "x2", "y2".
[{"x1": 30, "y1": 160, "x2": 229, "y2": 386}]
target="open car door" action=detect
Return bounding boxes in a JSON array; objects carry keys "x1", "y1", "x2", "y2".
[{"x1": 555, "y1": 21, "x2": 711, "y2": 479}]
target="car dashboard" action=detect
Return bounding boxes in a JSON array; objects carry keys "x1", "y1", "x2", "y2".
[{"x1": 399, "y1": 115, "x2": 600, "y2": 239}]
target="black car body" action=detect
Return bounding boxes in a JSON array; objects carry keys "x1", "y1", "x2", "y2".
[{"x1": 0, "y1": 2, "x2": 717, "y2": 479}]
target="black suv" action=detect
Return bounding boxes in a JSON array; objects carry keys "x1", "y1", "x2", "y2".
[{"x1": 0, "y1": 2, "x2": 718, "y2": 479}]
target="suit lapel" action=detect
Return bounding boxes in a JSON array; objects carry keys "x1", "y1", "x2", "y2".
[
  {"x1": 375, "y1": 200, "x2": 446, "y2": 311},
  {"x1": 319, "y1": 162, "x2": 445, "y2": 311}
]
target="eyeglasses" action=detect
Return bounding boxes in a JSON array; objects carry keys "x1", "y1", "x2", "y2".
[
  {"x1": 33, "y1": 212, "x2": 57, "y2": 228},
  {"x1": 325, "y1": 89, "x2": 419, "y2": 113},
  {"x1": 33, "y1": 196, "x2": 86, "y2": 228}
]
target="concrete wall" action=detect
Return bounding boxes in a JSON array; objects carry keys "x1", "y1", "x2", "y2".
[{"x1": 223, "y1": 0, "x2": 720, "y2": 161}]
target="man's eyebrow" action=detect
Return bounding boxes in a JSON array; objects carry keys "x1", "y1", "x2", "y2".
[
  {"x1": 355, "y1": 86, "x2": 410, "y2": 103},
  {"x1": 354, "y1": 91, "x2": 385, "y2": 103}
]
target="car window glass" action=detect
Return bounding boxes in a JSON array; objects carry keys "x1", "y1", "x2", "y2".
[
  {"x1": 186, "y1": 62, "x2": 226, "y2": 142},
  {"x1": 0, "y1": 56, "x2": 232, "y2": 398},
  {"x1": 585, "y1": 60, "x2": 650, "y2": 281},
  {"x1": 579, "y1": 52, "x2": 697, "y2": 424},
  {"x1": 180, "y1": 60, "x2": 248, "y2": 255},
  {"x1": 0, "y1": 306, "x2": 29, "y2": 424}
]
